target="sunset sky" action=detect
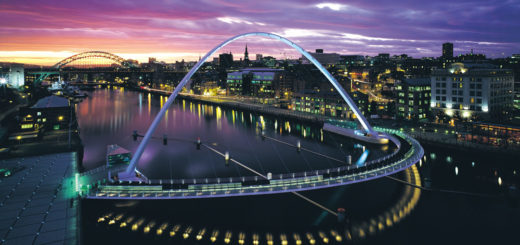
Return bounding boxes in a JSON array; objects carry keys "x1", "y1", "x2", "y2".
[{"x1": 1, "y1": 0, "x2": 519, "y2": 65}]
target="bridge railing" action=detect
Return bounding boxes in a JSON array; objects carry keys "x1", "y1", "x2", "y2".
[
  {"x1": 81, "y1": 133, "x2": 406, "y2": 191},
  {"x1": 85, "y1": 130, "x2": 423, "y2": 199}
]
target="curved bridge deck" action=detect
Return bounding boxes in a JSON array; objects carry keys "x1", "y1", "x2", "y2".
[{"x1": 83, "y1": 128, "x2": 423, "y2": 200}]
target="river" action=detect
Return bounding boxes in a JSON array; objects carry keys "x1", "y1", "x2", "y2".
[{"x1": 78, "y1": 87, "x2": 519, "y2": 245}]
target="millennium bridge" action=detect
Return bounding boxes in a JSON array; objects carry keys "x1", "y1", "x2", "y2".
[{"x1": 75, "y1": 32, "x2": 424, "y2": 201}]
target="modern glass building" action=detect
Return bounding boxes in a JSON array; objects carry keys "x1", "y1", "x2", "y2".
[
  {"x1": 396, "y1": 78, "x2": 431, "y2": 120},
  {"x1": 430, "y1": 63, "x2": 514, "y2": 121}
]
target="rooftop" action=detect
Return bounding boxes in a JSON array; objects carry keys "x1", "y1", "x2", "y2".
[
  {"x1": 107, "y1": 144, "x2": 131, "y2": 156},
  {"x1": 242, "y1": 68, "x2": 283, "y2": 72},
  {"x1": 31, "y1": 95, "x2": 69, "y2": 109},
  {"x1": 403, "y1": 78, "x2": 430, "y2": 86}
]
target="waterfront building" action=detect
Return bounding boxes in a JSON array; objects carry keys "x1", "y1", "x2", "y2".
[
  {"x1": 430, "y1": 63, "x2": 514, "y2": 121},
  {"x1": 395, "y1": 78, "x2": 431, "y2": 120},
  {"x1": 226, "y1": 68, "x2": 285, "y2": 98},
  {"x1": 290, "y1": 90, "x2": 368, "y2": 118},
  {"x1": 18, "y1": 95, "x2": 71, "y2": 132},
  {"x1": 456, "y1": 122, "x2": 520, "y2": 147},
  {"x1": 8, "y1": 64, "x2": 24, "y2": 88},
  {"x1": 227, "y1": 70, "x2": 249, "y2": 96}
]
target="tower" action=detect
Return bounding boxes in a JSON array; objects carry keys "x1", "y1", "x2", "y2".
[
  {"x1": 244, "y1": 44, "x2": 249, "y2": 64},
  {"x1": 442, "y1": 42, "x2": 453, "y2": 58}
]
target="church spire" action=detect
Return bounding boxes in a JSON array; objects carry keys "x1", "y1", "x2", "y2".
[{"x1": 244, "y1": 44, "x2": 249, "y2": 62}]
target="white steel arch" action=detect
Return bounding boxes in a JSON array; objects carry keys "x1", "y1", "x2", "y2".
[{"x1": 122, "y1": 32, "x2": 377, "y2": 176}]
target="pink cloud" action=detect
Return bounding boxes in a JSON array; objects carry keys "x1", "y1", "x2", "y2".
[{"x1": 0, "y1": 0, "x2": 519, "y2": 65}]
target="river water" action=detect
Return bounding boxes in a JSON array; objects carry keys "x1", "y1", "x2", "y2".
[{"x1": 78, "y1": 87, "x2": 519, "y2": 244}]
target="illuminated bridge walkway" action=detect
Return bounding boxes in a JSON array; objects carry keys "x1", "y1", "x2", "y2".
[
  {"x1": 93, "y1": 165, "x2": 422, "y2": 244},
  {"x1": 81, "y1": 127, "x2": 423, "y2": 200},
  {"x1": 76, "y1": 32, "x2": 424, "y2": 200}
]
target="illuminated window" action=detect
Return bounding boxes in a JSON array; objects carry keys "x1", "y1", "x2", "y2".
[{"x1": 21, "y1": 124, "x2": 33, "y2": 129}]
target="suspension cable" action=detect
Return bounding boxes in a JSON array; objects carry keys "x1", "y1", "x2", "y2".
[{"x1": 202, "y1": 143, "x2": 338, "y2": 216}]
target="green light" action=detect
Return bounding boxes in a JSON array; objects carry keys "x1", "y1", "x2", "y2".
[{"x1": 75, "y1": 173, "x2": 80, "y2": 192}]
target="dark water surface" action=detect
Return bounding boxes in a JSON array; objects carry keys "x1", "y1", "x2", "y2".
[
  {"x1": 79, "y1": 87, "x2": 520, "y2": 244},
  {"x1": 77, "y1": 87, "x2": 391, "y2": 179}
]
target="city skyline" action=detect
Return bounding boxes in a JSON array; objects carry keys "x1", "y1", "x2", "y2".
[
  {"x1": 1, "y1": 1, "x2": 519, "y2": 242},
  {"x1": 1, "y1": 0, "x2": 520, "y2": 65}
]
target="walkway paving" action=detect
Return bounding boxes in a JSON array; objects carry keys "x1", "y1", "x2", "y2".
[{"x1": 0, "y1": 152, "x2": 79, "y2": 245}]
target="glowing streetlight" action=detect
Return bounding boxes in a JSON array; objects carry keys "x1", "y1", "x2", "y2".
[{"x1": 0, "y1": 78, "x2": 6, "y2": 95}]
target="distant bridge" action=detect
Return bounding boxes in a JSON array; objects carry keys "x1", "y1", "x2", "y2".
[
  {"x1": 52, "y1": 51, "x2": 126, "y2": 69},
  {"x1": 29, "y1": 51, "x2": 130, "y2": 84}
]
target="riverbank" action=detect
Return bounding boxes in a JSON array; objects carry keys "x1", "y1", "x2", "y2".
[
  {"x1": 138, "y1": 87, "x2": 331, "y2": 124},
  {"x1": 0, "y1": 93, "x2": 85, "y2": 168},
  {"x1": 133, "y1": 86, "x2": 520, "y2": 157},
  {"x1": 6, "y1": 129, "x2": 83, "y2": 159}
]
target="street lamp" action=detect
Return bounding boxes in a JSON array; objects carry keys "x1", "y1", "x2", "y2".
[{"x1": 0, "y1": 77, "x2": 6, "y2": 95}]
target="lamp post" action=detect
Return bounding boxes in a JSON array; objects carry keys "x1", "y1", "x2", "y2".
[{"x1": 0, "y1": 77, "x2": 6, "y2": 96}]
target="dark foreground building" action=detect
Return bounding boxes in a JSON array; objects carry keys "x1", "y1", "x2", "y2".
[{"x1": 18, "y1": 95, "x2": 71, "y2": 132}]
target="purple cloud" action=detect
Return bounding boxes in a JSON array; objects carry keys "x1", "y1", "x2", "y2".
[{"x1": 0, "y1": 0, "x2": 519, "y2": 65}]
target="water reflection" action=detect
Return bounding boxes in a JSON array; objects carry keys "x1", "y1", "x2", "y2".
[
  {"x1": 92, "y1": 165, "x2": 422, "y2": 244},
  {"x1": 80, "y1": 87, "x2": 520, "y2": 244},
  {"x1": 77, "y1": 88, "x2": 392, "y2": 180}
]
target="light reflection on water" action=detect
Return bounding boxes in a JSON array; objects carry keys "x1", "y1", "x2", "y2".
[
  {"x1": 77, "y1": 87, "x2": 392, "y2": 180},
  {"x1": 79, "y1": 87, "x2": 520, "y2": 244}
]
